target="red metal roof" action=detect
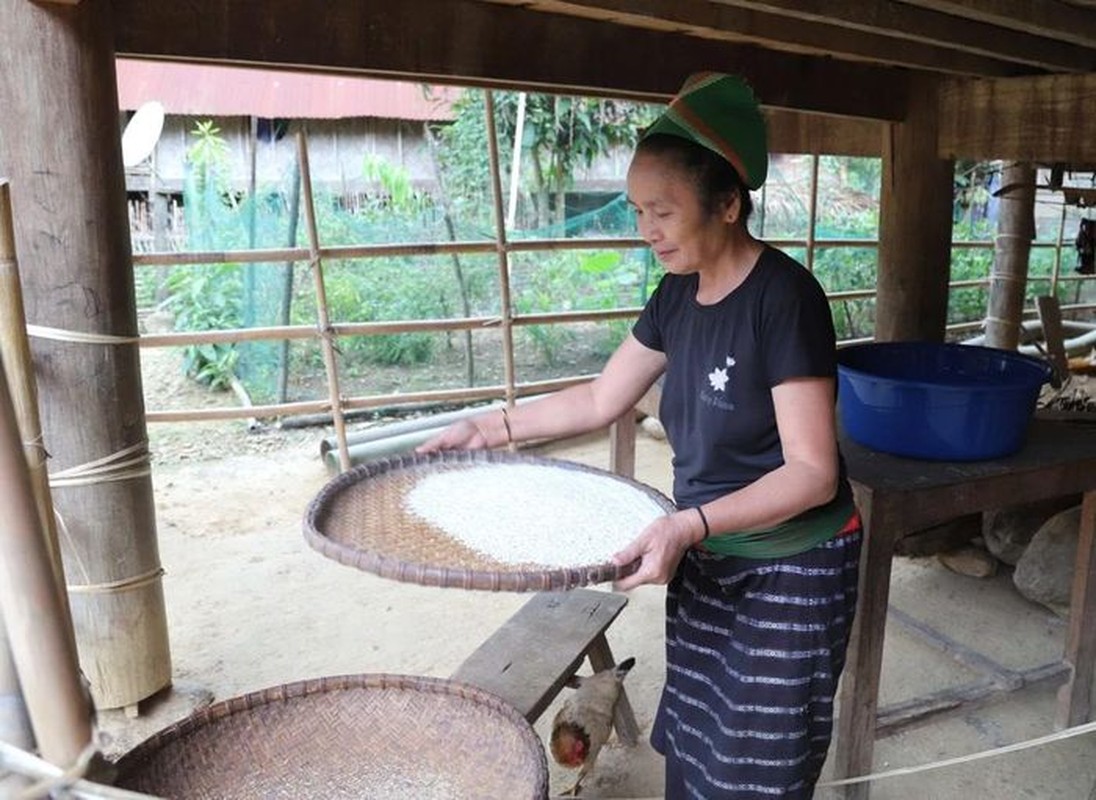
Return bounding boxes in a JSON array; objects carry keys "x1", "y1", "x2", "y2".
[{"x1": 116, "y1": 58, "x2": 458, "y2": 121}]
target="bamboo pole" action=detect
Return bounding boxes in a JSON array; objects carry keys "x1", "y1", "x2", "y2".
[
  {"x1": 129, "y1": 235, "x2": 658, "y2": 269},
  {"x1": 0, "y1": 356, "x2": 92, "y2": 767},
  {"x1": 145, "y1": 375, "x2": 597, "y2": 424},
  {"x1": 984, "y1": 161, "x2": 1036, "y2": 350},
  {"x1": 131, "y1": 234, "x2": 895, "y2": 271},
  {"x1": 0, "y1": 740, "x2": 161, "y2": 800},
  {"x1": 484, "y1": 91, "x2": 518, "y2": 450},
  {"x1": 0, "y1": 182, "x2": 74, "y2": 625},
  {"x1": 296, "y1": 131, "x2": 351, "y2": 472},
  {"x1": 135, "y1": 307, "x2": 643, "y2": 348},
  {"x1": 0, "y1": 184, "x2": 36, "y2": 770}
]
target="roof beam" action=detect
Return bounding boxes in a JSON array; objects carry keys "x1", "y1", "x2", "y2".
[
  {"x1": 938, "y1": 73, "x2": 1096, "y2": 162},
  {"x1": 708, "y1": 0, "x2": 1094, "y2": 73},
  {"x1": 475, "y1": 0, "x2": 1025, "y2": 77},
  {"x1": 767, "y1": 110, "x2": 883, "y2": 157},
  {"x1": 111, "y1": 0, "x2": 911, "y2": 120},
  {"x1": 891, "y1": 0, "x2": 1096, "y2": 49}
]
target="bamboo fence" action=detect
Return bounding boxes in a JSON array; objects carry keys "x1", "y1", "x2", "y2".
[{"x1": 120, "y1": 137, "x2": 1095, "y2": 457}]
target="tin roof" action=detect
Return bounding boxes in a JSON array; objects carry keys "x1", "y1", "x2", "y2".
[{"x1": 116, "y1": 58, "x2": 458, "y2": 121}]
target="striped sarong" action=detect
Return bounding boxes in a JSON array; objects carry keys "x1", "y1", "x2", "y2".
[{"x1": 651, "y1": 529, "x2": 862, "y2": 799}]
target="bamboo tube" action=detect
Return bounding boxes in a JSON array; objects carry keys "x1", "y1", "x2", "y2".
[
  {"x1": 296, "y1": 131, "x2": 351, "y2": 472},
  {"x1": 483, "y1": 91, "x2": 518, "y2": 451},
  {"x1": 0, "y1": 357, "x2": 92, "y2": 767},
  {"x1": 0, "y1": 182, "x2": 73, "y2": 628},
  {"x1": 319, "y1": 394, "x2": 547, "y2": 455}
]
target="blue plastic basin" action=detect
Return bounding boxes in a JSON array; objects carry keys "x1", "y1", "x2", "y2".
[{"x1": 836, "y1": 341, "x2": 1052, "y2": 461}]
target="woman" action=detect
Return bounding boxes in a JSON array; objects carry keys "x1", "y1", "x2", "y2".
[{"x1": 419, "y1": 72, "x2": 861, "y2": 799}]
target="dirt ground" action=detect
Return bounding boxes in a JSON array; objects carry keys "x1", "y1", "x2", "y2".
[{"x1": 90, "y1": 349, "x2": 1096, "y2": 799}]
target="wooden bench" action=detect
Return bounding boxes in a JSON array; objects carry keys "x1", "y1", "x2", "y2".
[{"x1": 451, "y1": 588, "x2": 640, "y2": 744}]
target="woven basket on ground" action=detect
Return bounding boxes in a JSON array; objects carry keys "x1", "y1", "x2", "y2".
[
  {"x1": 112, "y1": 673, "x2": 548, "y2": 799},
  {"x1": 303, "y1": 449, "x2": 675, "y2": 592}
]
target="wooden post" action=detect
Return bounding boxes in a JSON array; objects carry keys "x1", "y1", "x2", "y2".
[
  {"x1": 0, "y1": 358, "x2": 93, "y2": 767},
  {"x1": 0, "y1": 0, "x2": 171, "y2": 711},
  {"x1": 984, "y1": 162, "x2": 1036, "y2": 350},
  {"x1": 876, "y1": 76, "x2": 955, "y2": 342}
]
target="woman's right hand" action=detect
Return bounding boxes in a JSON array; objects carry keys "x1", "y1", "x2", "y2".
[{"x1": 416, "y1": 419, "x2": 488, "y2": 453}]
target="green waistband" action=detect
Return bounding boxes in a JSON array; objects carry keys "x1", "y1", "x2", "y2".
[{"x1": 698, "y1": 496, "x2": 857, "y2": 559}]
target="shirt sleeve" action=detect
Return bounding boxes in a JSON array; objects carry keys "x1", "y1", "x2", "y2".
[
  {"x1": 759, "y1": 260, "x2": 837, "y2": 386},
  {"x1": 631, "y1": 273, "x2": 670, "y2": 353}
]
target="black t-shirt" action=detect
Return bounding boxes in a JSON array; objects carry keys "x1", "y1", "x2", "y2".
[{"x1": 632, "y1": 246, "x2": 840, "y2": 508}]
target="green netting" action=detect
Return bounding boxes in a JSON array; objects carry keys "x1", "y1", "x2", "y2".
[
  {"x1": 509, "y1": 192, "x2": 638, "y2": 239},
  {"x1": 171, "y1": 157, "x2": 660, "y2": 405}
]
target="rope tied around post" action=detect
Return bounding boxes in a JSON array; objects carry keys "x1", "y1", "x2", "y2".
[
  {"x1": 25, "y1": 326, "x2": 140, "y2": 346},
  {"x1": 48, "y1": 442, "x2": 151, "y2": 489}
]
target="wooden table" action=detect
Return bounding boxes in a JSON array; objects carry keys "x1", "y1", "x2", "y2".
[{"x1": 833, "y1": 418, "x2": 1096, "y2": 799}]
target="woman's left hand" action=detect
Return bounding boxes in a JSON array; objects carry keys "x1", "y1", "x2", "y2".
[{"x1": 611, "y1": 510, "x2": 703, "y2": 591}]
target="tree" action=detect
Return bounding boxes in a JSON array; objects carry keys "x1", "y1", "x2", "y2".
[{"x1": 431, "y1": 89, "x2": 652, "y2": 231}]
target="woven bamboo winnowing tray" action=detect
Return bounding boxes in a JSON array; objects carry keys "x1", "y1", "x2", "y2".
[
  {"x1": 303, "y1": 449, "x2": 676, "y2": 592},
  {"x1": 113, "y1": 673, "x2": 548, "y2": 799}
]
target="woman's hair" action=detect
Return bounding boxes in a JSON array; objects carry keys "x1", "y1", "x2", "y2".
[{"x1": 635, "y1": 133, "x2": 754, "y2": 223}]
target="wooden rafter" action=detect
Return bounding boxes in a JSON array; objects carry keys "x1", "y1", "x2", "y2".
[
  {"x1": 707, "y1": 0, "x2": 1095, "y2": 73},
  {"x1": 473, "y1": 0, "x2": 1027, "y2": 77},
  {"x1": 891, "y1": 0, "x2": 1096, "y2": 49},
  {"x1": 111, "y1": 0, "x2": 911, "y2": 120}
]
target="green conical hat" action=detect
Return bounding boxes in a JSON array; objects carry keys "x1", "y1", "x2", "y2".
[{"x1": 641, "y1": 72, "x2": 769, "y2": 190}]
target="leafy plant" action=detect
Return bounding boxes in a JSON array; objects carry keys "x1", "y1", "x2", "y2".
[
  {"x1": 166, "y1": 121, "x2": 246, "y2": 389},
  {"x1": 166, "y1": 262, "x2": 243, "y2": 389}
]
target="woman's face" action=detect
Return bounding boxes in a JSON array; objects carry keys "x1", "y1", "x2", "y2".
[{"x1": 626, "y1": 149, "x2": 736, "y2": 274}]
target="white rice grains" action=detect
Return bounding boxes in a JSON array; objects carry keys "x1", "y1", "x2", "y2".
[{"x1": 404, "y1": 463, "x2": 668, "y2": 567}]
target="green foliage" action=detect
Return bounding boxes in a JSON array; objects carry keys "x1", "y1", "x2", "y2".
[
  {"x1": 948, "y1": 246, "x2": 994, "y2": 325},
  {"x1": 512, "y1": 248, "x2": 649, "y2": 364},
  {"x1": 812, "y1": 247, "x2": 878, "y2": 341},
  {"x1": 432, "y1": 90, "x2": 653, "y2": 230},
  {"x1": 166, "y1": 262, "x2": 243, "y2": 389},
  {"x1": 164, "y1": 121, "x2": 247, "y2": 389},
  {"x1": 295, "y1": 256, "x2": 452, "y2": 367},
  {"x1": 184, "y1": 121, "x2": 237, "y2": 252},
  {"x1": 360, "y1": 153, "x2": 430, "y2": 218}
]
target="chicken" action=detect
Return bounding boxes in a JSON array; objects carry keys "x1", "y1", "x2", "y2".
[{"x1": 550, "y1": 656, "x2": 636, "y2": 796}]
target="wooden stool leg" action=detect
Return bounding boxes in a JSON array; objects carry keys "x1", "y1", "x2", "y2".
[{"x1": 586, "y1": 633, "x2": 640, "y2": 745}]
